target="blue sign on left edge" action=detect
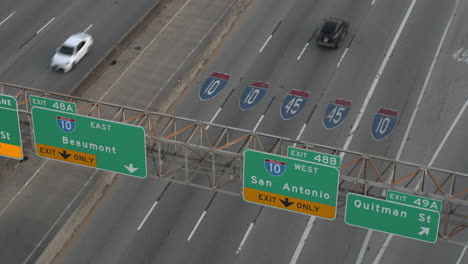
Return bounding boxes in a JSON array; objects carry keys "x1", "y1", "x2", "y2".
[
  {"x1": 239, "y1": 81, "x2": 269, "y2": 111},
  {"x1": 199, "y1": 72, "x2": 230, "y2": 101}
]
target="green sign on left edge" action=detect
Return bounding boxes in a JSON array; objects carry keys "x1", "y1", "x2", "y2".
[
  {"x1": 0, "y1": 95, "x2": 23, "y2": 159},
  {"x1": 32, "y1": 107, "x2": 147, "y2": 178},
  {"x1": 345, "y1": 193, "x2": 440, "y2": 243}
]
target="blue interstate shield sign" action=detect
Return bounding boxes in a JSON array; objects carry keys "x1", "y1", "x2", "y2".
[
  {"x1": 199, "y1": 72, "x2": 231, "y2": 101},
  {"x1": 239, "y1": 81, "x2": 269, "y2": 111},
  {"x1": 371, "y1": 108, "x2": 398, "y2": 140},
  {"x1": 264, "y1": 159, "x2": 286, "y2": 176},
  {"x1": 56, "y1": 116, "x2": 76, "y2": 133},
  {"x1": 280, "y1": 89, "x2": 310, "y2": 120},
  {"x1": 323, "y1": 99, "x2": 351, "y2": 129}
]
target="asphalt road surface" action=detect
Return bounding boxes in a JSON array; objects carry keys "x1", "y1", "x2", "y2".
[
  {"x1": 56, "y1": 0, "x2": 467, "y2": 264},
  {"x1": 1, "y1": 0, "x2": 467, "y2": 263}
]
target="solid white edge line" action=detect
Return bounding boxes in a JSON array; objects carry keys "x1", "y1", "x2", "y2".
[
  {"x1": 342, "y1": 0, "x2": 417, "y2": 152},
  {"x1": 0, "y1": 160, "x2": 48, "y2": 218},
  {"x1": 253, "y1": 114, "x2": 264, "y2": 132},
  {"x1": 259, "y1": 35, "x2": 272, "y2": 53},
  {"x1": 289, "y1": 216, "x2": 316, "y2": 264},
  {"x1": 456, "y1": 243, "x2": 467, "y2": 264},
  {"x1": 372, "y1": 234, "x2": 393, "y2": 264},
  {"x1": 396, "y1": 0, "x2": 458, "y2": 160},
  {"x1": 36, "y1": 17, "x2": 55, "y2": 34},
  {"x1": 137, "y1": 200, "x2": 158, "y2": 231},
  {"x1": 22, "y1": 171, "x2": 97, "y2": 264},
  {"x1": 0, "y1": 10, "x2": 16, "y2": 27},
  {"x1": 236, "y1": 222, "x2": 254, "y2": 253},
  {"x1": 371, "y1": 0, "x2": 377, "y2": 5},
  {"x1": 336, "y1": 48, "x2": 349, "y2": 68},
  {"x1": 428, "y1": 99, "x2": 468, "y2": 167},
  {"x1": 99, "y1": 0, "x2": 193, "y2": 101},
  {"x1": 206, "y1": 107, "x2": 222, "y2": 130},
  {"x1": 297, "y1": 42, "x2": 309, "y2": 61},
  {"x1": 84, "y1": 24, "x2": 93, "y2": 33},
  {"x1": 355, "y1": 229, "x2": 373, "y2": 264},
  {"x1": 187, "y1": 210, "x2": 207, "y2": 241}
]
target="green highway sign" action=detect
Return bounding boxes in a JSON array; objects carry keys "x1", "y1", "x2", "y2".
[
  {"x1": 32, "y1": 107, "x2": 147, "y2": 178},
  {"x1": 288, "y1": 146, "x2": 341, "y2": 168},
  {"x1": 0, "y1": 95, "x2": 23, "y2": 159},
  {"x1": 345, "y1": 193, "x2": 440, "y2": 243},
  {"x1": 243, "y1": 149, "x2": 339, "y2": 219},
  {"x1": 387, "y1": 190, "x2": 442, "y2": 212},
  {"x1": 30, "y1": 95, "x2": 76, "y2": 113}
]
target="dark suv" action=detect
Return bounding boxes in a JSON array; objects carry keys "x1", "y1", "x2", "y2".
[{"x1": 316, "y1": 18, "x2": 348, "y2": 48}]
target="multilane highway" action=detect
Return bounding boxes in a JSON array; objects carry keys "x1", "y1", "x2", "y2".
[
  {"x1": 0, "y1": 0, "x2": 467, "y2": 263},
  {"x1": 56, "y1": 0, "x2": 467, "y2": 264}
]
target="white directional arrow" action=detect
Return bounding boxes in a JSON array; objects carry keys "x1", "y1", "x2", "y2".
[
  {"x1": 124, "y1": 163, "x2": 139, "y2": 173},
  {"x1": 418, "y1": 227, "x2": 430, "y2": 236}
]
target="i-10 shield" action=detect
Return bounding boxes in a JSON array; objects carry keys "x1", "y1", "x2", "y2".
[
  {"x1": 371, "y1": 108, "x2": 398, "y2": 140},
  {"x1": 239, "y1": 81, "x2": 269, "y2": 111},
  {"x1": 199, "y1": 72, "x2": 230, "y2": 101}
]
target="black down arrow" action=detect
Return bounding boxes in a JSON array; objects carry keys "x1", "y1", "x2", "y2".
[
  {"x1": 59, "y1": 150, "x2": 71, "y2": 159},
  {"x1": 280, "y1": 197, "x2": 294, "y2": 208}
]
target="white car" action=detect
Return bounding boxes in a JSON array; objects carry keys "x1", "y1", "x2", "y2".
[{"x1": 51, "y1": 33, "x2": 93, "y2": 72}]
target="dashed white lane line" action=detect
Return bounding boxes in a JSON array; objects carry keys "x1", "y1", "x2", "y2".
[
  {"x1": 336, "y1": 48, "x2": 348, "y2": 68},
  {"x1": 0, "y1": 10, "x2": 16, "y2": 27},
  {"x1": 206, "y1": 107, "x2": 222, "y2": 130},
  {"x1": 253, "y1": 114, "x2": 264, "y2": 132},
  {"x1": 83, "y1": 24, "x2": 93, "y2": 33},
  {"x1": 236, "y1": 222, "x2": 254, "y2": 253},
  {"x1": 342, "y1": 0, "x2": 417, "y2": 152},
  {"x1": 289, "y1": 216, "x2": 316, "y2": 264},
  {"x1": 371, "y1": 0, "x2": 377, "y2": 5},
  {"x1": 187, "y1": 210, "x2": 207, "y2": 241},
  {"x1": 259, "y1": 35, "x2": 272, "y2": 53},
  {"x1": 137, "y1": 200, "x2": 158, "y2": 231},
  {"x1": 372, "y1": 234, "x2": 393, "y2": 264},
  {"x1": 0, "y1": 160, "x2": 48, "y2": 218},
  {"x1": 297, "y1": 42, "x2": 309, "y2": 61},
  {"x1": 36, "y1": 17, "x2": 55, "y2": 34}
]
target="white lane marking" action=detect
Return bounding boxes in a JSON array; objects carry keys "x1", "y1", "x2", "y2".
[
  {"x1": 336, "y1": 47, "x2": 349, "y2": 68},
  {"x1": 289, "y1": 216, "x2": 316, "y2": 264},
  {"x1": 259, "y1": 35, "x2": 272, "y2": 53},
  {"x1": 187, "y1": 210, "x2": 207, "y2": 241},
  {"x1": 0, "y1": 160, "x2": 48, "y2": 218},
  {"x1": 0, "y1": 10, "x2": 16, "y2": 27},
  {"x1": 367, "y1": 2, "x2": 460, "y2": 263},
  {"x1": 137, "y1": 200, "x2": 158, "y2": 231},
  {"x1": 428, "y1": 99, "x2": 468, "y2": 166},
  {"x1": 342, "y1": 0, "x2": 417, "y2": 152},
  {"x1": 22, "y1": 171, "x2": 97, "y2": 264},
  {"x1": 145, "y1": 0, "x2": 233, "y2": 109},
  {"x1": 296, "y1": 123, "x2": 307, "y2": 140},
  {"x1": 456, "y1": 243, "x2": 467, "y2": 264},
  {"x1": 206, "y1": 107, "x2": 222, "y2": 130},
  {"x1": 83, "y1": 24, "x2": 93, "y2": 33},
  {"x1": 99, "y1": 0, "x2": 193, "y2": 101},
  {"x1": 396, "y1": 1, "x2": 457, "y2": 160},
  {"x1": 236, "y1": 222, "x2": 254, "y2": 253},
  {"x1": 253, "y1": 114, "x2": 264, "y2": 132},
  {"x1": 297, "y1": 42, "x2": 309, "y2": 60},
  {"x1": 372, "y1": 234, "x2": 393, "y2": 264},
  {"x1": 36, "y1": 17, "x2": 55, "y2": 34},
  {"x1": 355, "y1": 229, "x2": 373, "y2": 264},
  {"x1": 371, "y1": 0, "x2": 377, "y2": 5}
]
